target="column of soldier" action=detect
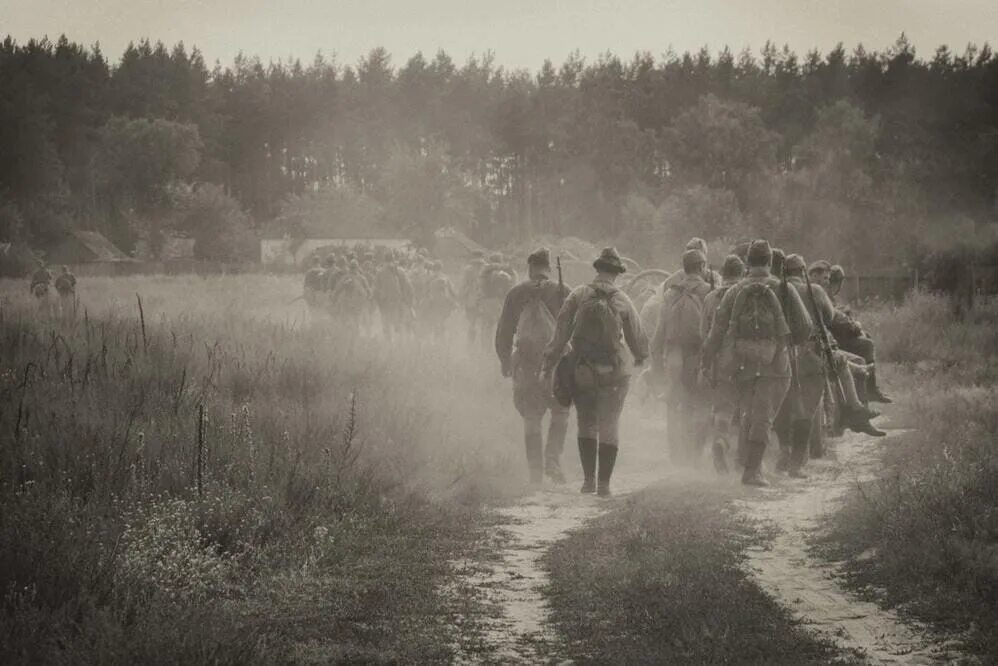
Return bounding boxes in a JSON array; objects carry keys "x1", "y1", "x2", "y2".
[{"x1": 490, "y1": 239, "x2": 890, "y2": 495}]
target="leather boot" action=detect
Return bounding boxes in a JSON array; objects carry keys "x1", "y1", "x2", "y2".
[
  {"x1": 788, "y1": 419, "x2": 811, "y2": 478},
  {"x1": 578, "y1": 438, "x2": 597, "y2": 493},
  {"x1": 525, "y1": 432, "x2": 544, "y2": 485},
  {"x1": 741, "y1": 440, "x2": 769, "y2": 487},
  {"x1": 596, "y1": 443, "x2": 618, "y2": 497},
  {"x1": 775, "y1": 426, "x2": 792, "y2": 473},
  {"x1": 545, "y1": 416, "x2": 568, "y2": 484},
  {"x1": 867, "y1": 366, "x2": 893, "y2": 404},
  {"x1": 846, "y1": 413, "x2": 887, "y2": 437}
]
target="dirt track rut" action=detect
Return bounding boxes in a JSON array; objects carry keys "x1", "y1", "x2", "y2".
[{"x1": 734, "y1": 430, "x2": 965, "y2": 664}]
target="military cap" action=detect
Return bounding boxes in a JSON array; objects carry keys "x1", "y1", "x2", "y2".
[
  {"x1": 830, "y1": 265, "x2": 845, "y2": 282},
  {"x1": 746, "y1": 239, "x2": 772, "y2": 266},
  {"x1": 527, "y1": 248, "x2": 551, "y2": 268},
  {"x1": 784, "y1": 253, "x2": 807, "y2": 273},
  {"x1": 682, "y1": 248, "x2": 707, "y2": 273},
  {"x1": 593, "y1": 247, "x2": 627, "y2": 274},
  {"x1": 721, "y1": 254, "x2": 745, "y2": 280},
  {"x1": 685, "y1": 237, "x2": 707, "y2": 253},
  {"x1": 808, "y1": 259, "x2": 832, "y2": 274}
]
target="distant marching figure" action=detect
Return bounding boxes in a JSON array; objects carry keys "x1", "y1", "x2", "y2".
[
  {"x1": 30, "y1": 261, "x2": 54, "y2": 317},
  {"x1": 495, "y1": 248, "x2": 571, "y2": 485},
  {"x1": 54, "y1": 265, "x2": 77, "y2": 318},
  {"x1": 543, "y1": 247, "x2": 649, "y2": 497},
  {"x1": 374, "y1": 257, "x2": 414, "y2": 341}
]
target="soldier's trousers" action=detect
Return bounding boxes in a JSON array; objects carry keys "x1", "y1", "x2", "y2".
[
  {"x1": 574, "y1": 376, "x2": 630, "y2": 446},
  {"x1": 514, "y1": 360, "x2": 570, "y2": 466},
  {"x1": 736, "y1": 374, "x2": 790, "y2": 473},
  {"x1": 774, "y1": 373, "x2": 824, "y2": 472},
  {"x1": 663, "y1": 346, "x2": 707, "y2": 462}
]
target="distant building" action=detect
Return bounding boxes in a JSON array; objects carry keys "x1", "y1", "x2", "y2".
[
  {"x1": 47, "y1": 230, "x2": 133, "y2": 265},
  {"x1": 260, "y1": 236, "x2": 410, "y2": 266}
]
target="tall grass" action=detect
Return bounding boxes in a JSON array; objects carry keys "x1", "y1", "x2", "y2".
[
  {"x1": 824, "y1": 292, "x2": 998, "y2": 656},
  {"x1": 0, "y1": 275, "x2": 522, "y2": 663}
]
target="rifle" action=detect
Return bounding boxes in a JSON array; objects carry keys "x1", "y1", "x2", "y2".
[
  {"x1": 803, "y1": 268, "x2": 848, "y2": 427},
  {"x1": 556, "y1": 256, "x2": 565, "y2": 306},
  {"x1": 780, "y1": 265, "x2": 804, "y2": 418}
]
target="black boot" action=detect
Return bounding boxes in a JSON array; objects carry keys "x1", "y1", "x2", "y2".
[
  {"x1": 867, "y1": 366, "x2": 893, "y2": 404},
  {"x1": 788, "y1": 419, "x2": 811, "y2": 479},
  {"x1": 846, "y1": 414, "x2": 887, "y2": 437},
  {"x1": 741, "y1": 440, "x2": 769, "y2": 487},
  {"x1": 525, "y1": 432, "x2": 543, "y2": 485},
  {"x1": 596, "y1": 443, "x2": 618, "y2": 497},
  {"x1": 578, "y1": 438, "x2": 597, "y2": 494}
]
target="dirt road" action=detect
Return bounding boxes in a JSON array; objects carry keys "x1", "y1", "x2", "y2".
[{"x1": 446, "y1": 420, "x2": 967, "y2": 664}]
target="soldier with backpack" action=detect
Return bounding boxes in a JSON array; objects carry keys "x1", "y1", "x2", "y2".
[
  {"x1": 54, "y1": 265, "x2": 77, "y2": 318},
  {"x1": 495, "y1": 249, "x2": 571, "y2": 484},
  {"x1": 374, "y1": 259, "x2": 414, "y2": 341},
  {"x1": 701, "y1": 254, "x2": 745, "y2": 473},
  {"x1": 651, "y1": 249, "x2": 712, "y2": 465},
  {"x1": 543, "y1": 247, "x2": 648, "y2": 497},
  {"x1": 422, "y1": 261, "x2": 458, "y2": 338},
  {"x1": 701, "y1": 240, "x2": 812, "y2": 487}
]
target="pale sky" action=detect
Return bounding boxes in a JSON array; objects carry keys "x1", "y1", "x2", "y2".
[{"x1": 2, "y1": 0, "x2": 996, "y2": 70}]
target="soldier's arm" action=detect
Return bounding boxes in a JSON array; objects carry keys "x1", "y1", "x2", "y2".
[
  {"x1": 700, "y1": 292, "x2": 717, "y2": 341},
  {"x1": 650, "y1": 290, "x2": 670, "y2": 361},
  {"x1": 495, "y1": 287, "x2": 522, "y2": 372},
  {"x1": 620, "y1": 293, "x2": 650, "y2": 364},
  {"x1": 787, "y1": 285, "x2": 814, "y2": 346},
  {"x1": 542, "y1": 288, "x2": 581, "y2": 373},
  {"x1": 702, "y1": 286, "x2": 736, "y2": 364}
]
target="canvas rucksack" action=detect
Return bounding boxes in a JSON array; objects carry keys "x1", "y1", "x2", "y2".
[
  {"x1": 572, "y1": 285, "x2": 622, "y2": 365},
  {"x1": 514, "y1": 283, "x2": 557, "y2": 357},
  {"x1": 728, "y1": 281, "x2": 787, "y2": 367},
  {"x1": 663, "y1": 283, "x2": 705, "y2": 348}
]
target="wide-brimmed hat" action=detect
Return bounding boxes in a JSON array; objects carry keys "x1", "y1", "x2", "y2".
[{"x1": 593, "y1": 247, "x2": 626, "y2": 274}]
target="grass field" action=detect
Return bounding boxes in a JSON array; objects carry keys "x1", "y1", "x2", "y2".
[
  {"x1": 820, "y1": 292, "x2": 998, "y2": 658},
  {"x1": 0, "y1": 275, "x2": 524, "y2": 663}
]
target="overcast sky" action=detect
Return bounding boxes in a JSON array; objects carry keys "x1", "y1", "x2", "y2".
[{"x1": 3, "y1": 0, "x2": 997, "y2": 69}]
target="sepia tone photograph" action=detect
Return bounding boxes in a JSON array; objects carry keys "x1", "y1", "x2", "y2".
[{"x1": 1, "y1": 1, "x2": 997, "y2": 663}]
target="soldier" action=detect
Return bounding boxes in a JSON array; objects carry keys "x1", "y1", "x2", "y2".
[
  {"x1": 821, "y1": 263, "x2": 892, "y2": 404},
  {"x1": 479, "y1": 254, "x2": 516, "y2": 348},
  {"x1": 701, "y1": 254, "x2": 745, "y2": 473},
  {"x1": 303, "y1": 255, "x2": 325, "y2": 308},
  {"x1": 332, "y1": 261, "x2": 372, "y2": 335},
  {"x1": 30, "y1": 261, "x2": 54, "y2": 316},
  {"x1": 660, "y1": 238, "x2": 721, "y2": 292},
  {"x1": 701, "y1": 240, "x2": 812, "y2": 487},
  {"x1": 422, "y1": 261, "x2": 458, "y2": 338},
  {"x1": 543, "y1": 247, "x2": 648, "y2": 497},
  {"x1": 374, "y1": 259, "x2": 415, "y2": 341},
  {"x1": 652, "y1": 248, "x2": 712, "y2": 464},
  {"x1": 495, "y1": 249, "x2": 571, "y2": 484},
  {"x1": 461, "y1": 250, "x2": 487, "y2": 345},
  {"x1": 54, "y1": 265, "x2": 77, "y2": 317}
]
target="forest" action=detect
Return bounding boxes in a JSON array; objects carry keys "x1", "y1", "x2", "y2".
[{"x1": 2, "y1": 33, "x2": 997, "y2": 267}]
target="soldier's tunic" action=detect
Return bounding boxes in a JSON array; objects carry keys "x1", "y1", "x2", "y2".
[
  {"x1": 701, "y1": 278, "x2": 741, "y2": 458},
  {"x1": 702, "y1": 267, "x2": 811, "y2": 475},
  {"x1": 543, "y1": 278, "x2": 648, "y2": 446},
  {"x1": 495, "y1": 278, "x2": 571, "y2": 465}
]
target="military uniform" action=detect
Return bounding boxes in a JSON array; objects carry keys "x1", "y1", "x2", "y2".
[
  {"x1": 651, "y1": 267, "x2": 711, "y2": 464},
  {"x1": 544, "y1": 248, "x2": 648, "y2": 496},
  {"x1": 496, "y1": 253, "x2": 570, "y2": 483},
  {"x1": 702, "y1": 242, "x2": 812, "y2": 486}
]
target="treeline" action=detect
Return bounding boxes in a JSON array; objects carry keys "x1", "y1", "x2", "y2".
[{"x1": 2, "y1": 34, "x2": 997, "y2": 266}]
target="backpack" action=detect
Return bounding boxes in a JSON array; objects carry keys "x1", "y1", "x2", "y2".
[
  {"x1": 728, "y1": 282, "x2": 787, "y2": 367},
  {"x1": 55, "y1": 274, "x2": 75, "y2": 295},
  {"x1": 514, "y1": 284, "x2": 557, "y2": 357},
  {"x1": 572, "y1": 286, "x2": 622, "y2": 365},
  {"x1": 663, "y1": 284, "x2": 705, "y2": 348}
]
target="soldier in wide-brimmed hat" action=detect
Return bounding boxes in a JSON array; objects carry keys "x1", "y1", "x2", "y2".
[{"x1": 543, "y1": 247, "x2": 648, "y2": 497}]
